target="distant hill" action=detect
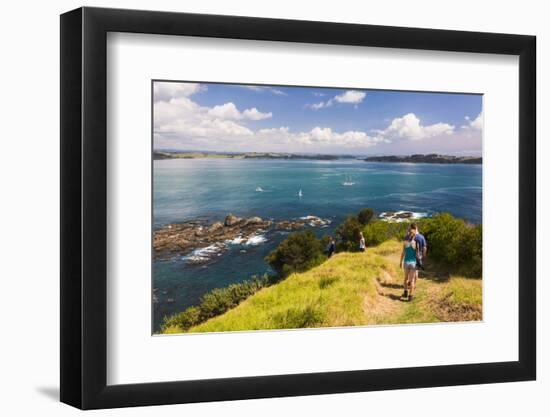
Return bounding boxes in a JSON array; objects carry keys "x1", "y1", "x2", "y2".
[
  {"x1": 153, "y1": 151, "x2": 349, "y2": 161},
  {"x1": 364, "y1": 154, "x2": 482, "y2": 164}
]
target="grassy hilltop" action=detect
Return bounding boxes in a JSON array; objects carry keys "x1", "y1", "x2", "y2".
[{"x1": 162, "y1": 239, "x2": 482, "y2": 334}]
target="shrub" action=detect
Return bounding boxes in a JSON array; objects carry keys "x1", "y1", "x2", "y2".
[
  {"x1": 417, "y1": 213, "x2": 482, "y2": 277},
  {"x1": 461, "y1": 224, "x2": 482, "y2": 276},
  {"x1": 161, "y1": 306, "x2": 200, "y2": 332},
  {"x1": 265, "y1": 230, "x2": 325, "y2": 276},
  {"x1": 336, "y1": 215, "x2": 363, "y2": 251},
  {"x1": 362, "y1": 220, "x2": 408, "y2": 246},
  {"x1": 361, "y1": 213, "x2": 482, "y2": 277},
  {"x1": 357, "y1": 208, "x2": 375, "y2": 225},
  {"x1": 160, "y1": 275, "x2": 270, "y2": 332}
]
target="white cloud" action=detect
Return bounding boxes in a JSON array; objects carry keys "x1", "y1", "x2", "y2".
[
  {"x1": 256, "y1": 126, "x2": 385, "y2": 149},
  {"x1": 154, "y1": 97, "x2": 253, "y2": 142},
  {"x1": 243, "y1": 107, "x2": 273, "y2": 120},
  {"x1": 463, "y1": 112, "x2": 483, "y2": 130},
  {"x1": 308, "y1": 90, "x2": 366, "y2": 109},
  {"x1": 153, "y1": 84, "x2": 474, "y2": 154},
  {"x1": 239, "y1": 85, "x2": 287, "y2": 95},
  {"x1": 334, "y1": 90, "x2": 366, "y2": 104},
  {"x1": 377, "y1": 113, "x2": 454, "y2": 141},
  {"x1": 241, "y1": 85, "x2": 264, "y2": 92},
  {"x1": 153, "y1": 82, "x2": 205, "y2": 102},
  {"x1": 310, "y1": 101, "x2": 331, "y2": 110},
  {"x1": 207, "y1": 102, "x2": 242, "y2": 120},
  {"x1": 207, "y1": 102, "x2": 272, "y2": 120}
]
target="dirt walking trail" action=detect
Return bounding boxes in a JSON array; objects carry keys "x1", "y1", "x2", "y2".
[{"x1": 367, "y1": 241, "x2": 482, "y2": 325}]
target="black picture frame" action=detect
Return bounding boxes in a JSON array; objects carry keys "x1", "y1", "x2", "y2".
[{"x1": 60, "y1": 6, "x2": 536, "y2": 410}]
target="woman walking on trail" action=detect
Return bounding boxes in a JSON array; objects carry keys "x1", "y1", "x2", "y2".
[
  {"x1": 359, "y1": 232, "x2": 366, "y2": 252},
  {"x1": 400, "y1": 227, "x2": 417, "y2": 301}
]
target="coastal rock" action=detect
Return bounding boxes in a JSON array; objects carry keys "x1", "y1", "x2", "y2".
[
  {"x1": 379, "y1": 211, "x2": 428, "y2": 222},
  {"x1": 275, "y1": 220, "x2": 301, "y2": 230},
  {"x1": 224, "y1": 214, "x2": 241, "y2": 226},
  {"x1": 210, "y1": 221, "x2": 224, "y2": 231},
  {"x1": 274, "y1": 215, "x2": 330, "y2": 230},
  {"x1": 155, "y1": 215, "x2": 270, "y2": 261},
  {"x1": 395, "y1": 211, "x2": 414, "y2": 219},
  {"x1": 154, "y1": 214, "x2": 329, "y2": 262}
]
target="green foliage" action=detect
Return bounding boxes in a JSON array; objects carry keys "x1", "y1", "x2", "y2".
[
  {"x1": 357, "y1": 208, "x2": 375, "y2": 225},
  {"x1": 362, "y1": 221, "x2": 408, "y2": 246},
  {"x1": 162, "y1": 210, "x2": 482, "y2": 334},
  {"x1": 336, "y1": 215, "x2": 363, "y2": 251},
  {"x1": 319, "y1": 235, "x2": 332, "y2": 249},
  {"x1": 160, "y1": 275, "x2": 270, "y2": 332},
  {"x1": 161, "y1": 306, "x2": 201, "y2": 332},
  {"x1": 265, "y1": 230, "x2": 326, "y2": 276},
  {"x1": 361, "y1": 213, "x2": 482, "y2": 277},
  {"x1": 417, "y1": 213, "x2": 482, "y2": 277}
]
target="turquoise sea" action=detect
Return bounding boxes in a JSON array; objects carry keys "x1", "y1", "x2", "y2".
[{"x1": 153, "y1": 158, "x2": 482, "y2": 331}]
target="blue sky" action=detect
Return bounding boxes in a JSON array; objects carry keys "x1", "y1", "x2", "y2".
[{"x1": 153, "y1": 81, "x2": 482, "y2": 155}]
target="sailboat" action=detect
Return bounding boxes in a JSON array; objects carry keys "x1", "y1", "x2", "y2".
[
  {"x1": 255, "y1": 187, "x2": 264, "y2": 192},
  {"x1": 298, "y1": 189, "x2": 303, "y2": 198},
  {"x1": 342, "y1": 174, "x2": 355, "y2": 186}
]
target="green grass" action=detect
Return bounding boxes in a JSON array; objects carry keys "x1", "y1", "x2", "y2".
[{"x1": 163, "y1": 240, "x2": 482, "y2": 334}]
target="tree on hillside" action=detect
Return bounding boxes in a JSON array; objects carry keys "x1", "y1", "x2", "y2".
[
  {"x1": 336, "y1": 215, "x2": 363, "y2": 251},
  {"x1": 357, "y1": 208, "x2": 375, "y2": 225},
  {"x1": 265, "y1": 230, "x2": 325, "y2": 276}
]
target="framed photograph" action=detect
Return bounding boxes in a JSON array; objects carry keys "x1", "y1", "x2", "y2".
[{"x1": 60, "y1": 7, "x2": 536, "y2": 409}]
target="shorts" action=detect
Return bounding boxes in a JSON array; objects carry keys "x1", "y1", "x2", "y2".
[{"x1": 404, "y1": 261, "x2": 416, "y2": 270}]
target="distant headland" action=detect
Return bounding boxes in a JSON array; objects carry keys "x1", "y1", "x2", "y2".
[
  {"x1": 154, "y1": 151, "x2": 482, "y2": 164},
  {"x1": 364, "y1": 154, "x2": 482, "y2": 164},
  {"x1": 153, "y1": 151, "x2": 346, "y2": 161}
]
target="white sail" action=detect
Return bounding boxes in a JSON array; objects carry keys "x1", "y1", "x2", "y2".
[{"x1": 342, "y1": 174, "x2": 355, "y2": 186}]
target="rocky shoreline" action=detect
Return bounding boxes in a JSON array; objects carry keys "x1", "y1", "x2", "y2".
[{"x1": 154, "y1": 214, "x2": 331, "y2": 263}]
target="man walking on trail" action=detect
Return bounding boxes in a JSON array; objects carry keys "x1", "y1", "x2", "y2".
[
  {"x1": 410, "y1": 223, "x2": 427, "y2": 278},
  {"x1": 400, "y1": 223, "x2": 427, "y2": 301}
]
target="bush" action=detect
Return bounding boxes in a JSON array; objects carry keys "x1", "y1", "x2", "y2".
[
  {"x1": 161, "y1": 275, "x2": 270, "y2": 332},
  {"x1": 336, "y1": 215, "x2": 363, "y2": 251},
  {"x1": 361, "y1": 213, "x2": 482, "y2": 277},
  {"x1": 161, "y1": 306, "x2": 201, "y2": 331},
  {"x1": 265, "y1": 230, "x2": 326, "y2": 276},
  {"x1": 362, "y1": 220, "x2": 408, "y2": 246},
  {"x1": 358, "y1": 208, "x2": 375, "y2": 225},
  {"x1": 417, "y1": 213, "x2": 482, "y2": 277}
]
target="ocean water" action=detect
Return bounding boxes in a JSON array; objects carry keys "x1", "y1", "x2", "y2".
[{"x1": 153, "y1": 158, "x2": 482, "y2": 330}]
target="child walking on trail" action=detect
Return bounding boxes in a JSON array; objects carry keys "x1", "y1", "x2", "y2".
[{"x1": 400, "y1": 226, "x2": 418, "y2": 301}]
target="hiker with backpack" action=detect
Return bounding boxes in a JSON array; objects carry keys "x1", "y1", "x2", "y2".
[{"x1": 400, "y1": 223, "x2": 428, "y2": 301}]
